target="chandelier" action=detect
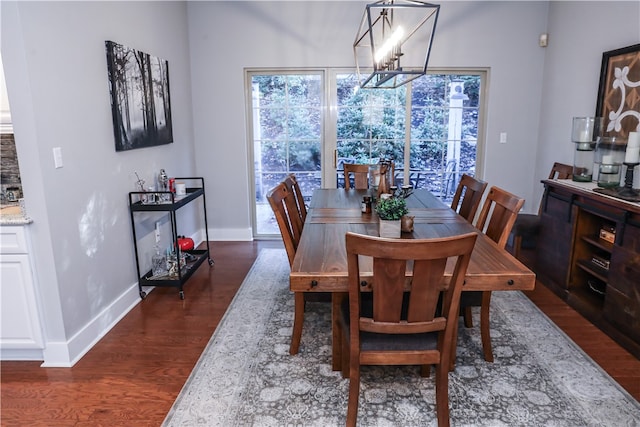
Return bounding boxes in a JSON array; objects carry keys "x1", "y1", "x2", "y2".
[{"x1": 353, "y1": 0, "x2": 440, "y2": 89}]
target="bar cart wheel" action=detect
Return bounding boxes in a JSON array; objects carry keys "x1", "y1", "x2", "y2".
[
  {"x1": 208, "y1": 258, "x2": 214, "y2": 266},
  {"x1": 179, "y1": 290, "x2": 185, "y2": 300},
  {"x1": 139, "y1": 291, "x2": 147, "y2": 299}
]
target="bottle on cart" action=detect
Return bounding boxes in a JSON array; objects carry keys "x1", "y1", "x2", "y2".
[
  {"x1": 151, "y1": 245, "x2": 167, "y2": 277},
  {"x1": 158, "y1": 169, "x2": 170, "y2": 201}
]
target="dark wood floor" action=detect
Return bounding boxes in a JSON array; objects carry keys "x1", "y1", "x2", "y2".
[{"x1": 1, "y1": 241, "x2": 638, "y2": 426}]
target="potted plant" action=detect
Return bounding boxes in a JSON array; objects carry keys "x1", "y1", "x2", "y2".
[{"x1": 375, "y1": 196, "x2": 409, "y2": 238}]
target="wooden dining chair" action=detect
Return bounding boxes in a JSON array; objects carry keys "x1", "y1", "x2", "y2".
[
  {"x1": 459, "y1": 186, "x2": 525, "y2": 363},
  {"x1": 450, "y1": 174, "x2": 488, "y2": 223},
  {"x1": 266, "y1": 183, "x2": 306, "y2": 354},
  {"x1": 283, "y1": 173, "x2": 307, "y2": 224},
  {"x1": 340, "y1": 231, "x2": 477, "y2": 427},
  {"x1": 511, "y1": 162, "x2": 572, "y2": 258},
  {"x1": 343, "y1": 164, "x2": 370, "y2": 190}
]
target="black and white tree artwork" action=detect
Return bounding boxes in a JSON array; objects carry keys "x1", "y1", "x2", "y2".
[{"x1": 106, "y1": 40, "x2": 173, "y2": 151}]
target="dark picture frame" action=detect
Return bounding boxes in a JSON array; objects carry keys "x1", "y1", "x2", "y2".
[
  {"x1": 105, "y1": 41, "x2": 173, "y2": 152},
  {"x1": 595, "y1": 43, "x2": 640, "y2": 138}
]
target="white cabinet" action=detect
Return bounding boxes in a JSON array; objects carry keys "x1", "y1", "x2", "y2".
[{"x1": 0, "y1": 225, "x2": 44, "y2": 359}]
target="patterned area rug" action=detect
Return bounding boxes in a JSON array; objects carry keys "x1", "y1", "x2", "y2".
[{"x1": 163, "y1": 249, "x2": 639, "y2": 426}]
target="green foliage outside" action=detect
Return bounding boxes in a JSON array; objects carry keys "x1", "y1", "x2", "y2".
[{"x1": 251, "y1": 73, "x2": 480, "y2": 203}]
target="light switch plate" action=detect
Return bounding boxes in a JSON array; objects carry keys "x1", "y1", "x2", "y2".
[
  {"x1": 53, "y1": 147, "x2": 63, "y2": 168},
  {"x1": 499, "y1": 132, "x2": 507, "y2": 144}
]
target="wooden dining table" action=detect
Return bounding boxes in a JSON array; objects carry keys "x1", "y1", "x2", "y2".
[{"x1": 290, "y1": 188, "x2": 536, "y2": 370}]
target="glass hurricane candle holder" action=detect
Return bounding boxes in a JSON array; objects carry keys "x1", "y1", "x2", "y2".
[
  {"x1": 571, "y1": 117, "x2": 602, "y2": 182},
  {"x1": 595, "y1": 136, "x2": 626, "y2": 188}
]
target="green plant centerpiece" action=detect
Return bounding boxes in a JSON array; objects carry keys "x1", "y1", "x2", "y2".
[
  {"x1": 375, "y1": 196, "x2": 409, "y2": 220},
  {"x1": 375, "y1": 196, "x2": 408, "y2": 238}
]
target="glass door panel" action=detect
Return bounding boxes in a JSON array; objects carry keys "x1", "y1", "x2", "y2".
[{"x1": 249, "y1": 73, "x2": 323, "y2": 237}]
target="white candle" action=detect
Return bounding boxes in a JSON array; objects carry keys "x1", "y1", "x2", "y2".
[
  {"x1": 578, "y1": 129, "x2": 591, "y2": 142},
  {"x1": 625, "y1": 146, "x2": 640, "y2": 164},
  {"x1": 628, "y1": 131, "x2": 640, "y2": 148}
]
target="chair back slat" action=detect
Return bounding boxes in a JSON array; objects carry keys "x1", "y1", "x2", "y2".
[
  {"x1": 266, "y1": 183, "x2": 302, "y2": 267},
  {"x1": 475, "y1": 186, "x2": 525, "y2": 249},
  {"x1": 550, "y1": 162, "x2": 573, "y2": 180},
  {"x1": 283, "y1": 174, "x2": 307, "y2": 223},
  {"x1": 450, "y1": 174, "x2": 488, "y2": 223},
  {"x1": 344, "y1": 164, "x2": 370, "y2": 190}
]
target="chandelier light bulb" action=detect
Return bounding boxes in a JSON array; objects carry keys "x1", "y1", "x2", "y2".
[{"x1": 374, "y1": 26, "x2": 405, "y2": 65}]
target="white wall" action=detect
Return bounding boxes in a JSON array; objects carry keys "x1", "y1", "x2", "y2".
[
  {"x1": 188, "y1": 0, "x2": 550, "y2": 233},
  {"x1": 535, "y1": 1, "x2": 640, "y2": 208},
  {"x1": 1, "y1": 1, "x2": 197, "y2": 365}
]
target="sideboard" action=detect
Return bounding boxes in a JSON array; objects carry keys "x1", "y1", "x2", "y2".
[{"x1": 536, "y1": 179, "x2": 640, "y2": 358}]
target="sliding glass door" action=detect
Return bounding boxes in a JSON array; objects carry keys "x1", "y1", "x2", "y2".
[
  {"x1": 247, "y1": 71, "x2": 324, "y2": 236},
  {"x1": 247, "y1": 69, "x2": 485, "y2": 238}
]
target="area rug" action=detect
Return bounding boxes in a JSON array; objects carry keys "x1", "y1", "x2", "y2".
[{"x1": 163, "y1": 249, "x2": 639, "y2": 426}]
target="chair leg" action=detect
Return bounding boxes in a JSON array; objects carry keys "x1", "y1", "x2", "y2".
[
  {"x1": 463, "y1": 306, "x2": 474, "y2": 328},
  {"x1": 346, "y1": 363, "x2": 360, "y2": 427},
  {"x1": 449, "y1": 318, "x2": 459, "y2": 372},
  {"x1": 480, "y1": 291, "x2": 494, "y2": 362},
  {"x1": 420, "y1": 364, "x2": 432, "y2": 377},
  {"x1": 435, "y1": 362, "x2": 451, "y2": 427},
  {"x1": 341, "y1": 326, "x2": 350, "y2": 379},
  {"x1": 513, "y1": 234, "x2": 522, "y2": 259},
  {"x1": 289, "y1": 292, "x2": 306, "y2": 355}
]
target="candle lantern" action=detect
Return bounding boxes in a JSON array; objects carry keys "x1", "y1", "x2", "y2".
[
  {"x1": 595, "y1": 136, "x2": 626, "y2": 188},
  {"x1": 571, "y1": 117, "x2": 602, "y2": 182},
  {"x1": 368, "y1": 164, "x2": 381, "y2": 195}
]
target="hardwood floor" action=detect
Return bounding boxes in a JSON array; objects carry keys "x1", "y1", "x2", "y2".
[{"x1": 1, "y1": 241, "x2": 638, "y2": 426}]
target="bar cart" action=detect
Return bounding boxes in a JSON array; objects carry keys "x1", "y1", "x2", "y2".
[{"x1": 128, "y1": 177, "x2": 213, "y2": 300}]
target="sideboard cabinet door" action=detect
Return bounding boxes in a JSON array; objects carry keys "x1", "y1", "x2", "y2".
[
  {"x1": 536, "y1": 189, "x2": 575, "y2": 289},
  {"x1": 605, "y1": 220, "x2": 640, "y2": 342}
]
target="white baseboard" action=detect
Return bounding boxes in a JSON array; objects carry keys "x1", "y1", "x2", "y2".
[
  {"x1": 208, "y1": 227, "x2": 253, "y2": 241},
  {"x1": 0, "y1": 348, "x2": 44, "y2": 360},
  {"x1": 40, "y1": 281, "x2": 148, "y2": 367}
]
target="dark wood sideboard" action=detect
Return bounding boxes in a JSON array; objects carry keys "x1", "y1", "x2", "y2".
[{"x1": 536, "y1": 179, "x2": 640, "y2": 359}]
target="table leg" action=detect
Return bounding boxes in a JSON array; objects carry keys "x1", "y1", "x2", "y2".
[{"x1": 332, "y1": 292, "x2": 347, "y2": 371}]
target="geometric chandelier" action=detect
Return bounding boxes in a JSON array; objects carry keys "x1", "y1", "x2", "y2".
[{"x1": 353, "y1": 0, "x2": 440, "y2": 89}]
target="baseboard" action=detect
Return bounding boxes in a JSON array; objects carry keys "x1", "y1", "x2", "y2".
[
  {"x1": 40, "y1": 281, "x2": 149, "y2": 367},
  {"x1": 208, "y1": 227, "x2": 253, "y2": 241},
  {"x1": 0, "y1": 348, "x2": 44, "y2": 360}
]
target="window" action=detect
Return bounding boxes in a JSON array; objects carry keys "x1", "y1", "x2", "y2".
[
  {"x1": 336, "y1": 71, "x2": 483, "y2": 200},
  {"x1": 247, "y1": 69, "x2": 486, "y2": 237}
]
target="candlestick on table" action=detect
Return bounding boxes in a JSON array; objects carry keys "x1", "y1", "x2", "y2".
[
  {"x1": 617, "y1": 162, "x2": 640, "y2": 198},
  {"x1": 625, "y1": 132, "x2": 640, "y2": 163}
]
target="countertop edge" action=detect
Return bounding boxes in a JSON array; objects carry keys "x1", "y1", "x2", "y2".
[{"x1": 0, "y1": 216, "x2": 34, "y2": 226}]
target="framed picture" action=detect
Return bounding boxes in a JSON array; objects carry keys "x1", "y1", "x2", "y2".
[
  {"x1": 105, "y1": 41, "x2": 173, "y2": 151},
  {"x1": 596, "y1": 43, "x2": 640, "y2": 138}
]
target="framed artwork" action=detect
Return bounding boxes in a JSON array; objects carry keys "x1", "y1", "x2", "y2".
[
  {"x1": 105, "y1": 41, "x2": 173, "y2": 151},
  {"x1": 596, "y1": 43, "x2": 640, "y2": 138}
]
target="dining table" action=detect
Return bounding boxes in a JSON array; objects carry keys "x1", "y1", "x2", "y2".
[{"x1": 290, "y1": 188, "x2": 537, "y2": 370}]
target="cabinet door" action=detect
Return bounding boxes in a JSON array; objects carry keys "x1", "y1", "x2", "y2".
[
  {"x1": 536, "y1": 190, "x2": 574, "y2": 288},
  {"x1": 0, "y1": 254, "x2": 44, "y2": 350},
  {"x1": 609, "y1": 223, "x2": 640, "y2": 297},
  {"x1": 606, "y1": 222, "x2": 640, "y2": 342}
]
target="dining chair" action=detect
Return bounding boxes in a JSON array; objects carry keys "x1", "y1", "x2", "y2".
[
  {"x1": 459, "y1": 186, "x2": 525, "y2": 363},
  {"x1": 343, "y1": 164, "x2": 371, "y2": 190},
  {"x1": 340, "y1": 231, "x2": 478, "y2": 427},
  {"x1": 450, "y1": 174, "x2": 488, "y2": 223},
  {"x1": 283, "y1": 173, "x2": 307, "y2": 224},
  {"x1": 511, "y1": 162, "x2": 573, "y2": 258},
  {"x1": 266, "y1": 182, "x2": 306, "y2": 355}
]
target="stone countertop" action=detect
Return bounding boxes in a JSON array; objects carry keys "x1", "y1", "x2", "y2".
[{"x1": 0, "y1": 205, "x2": 32, "y2": 225}]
